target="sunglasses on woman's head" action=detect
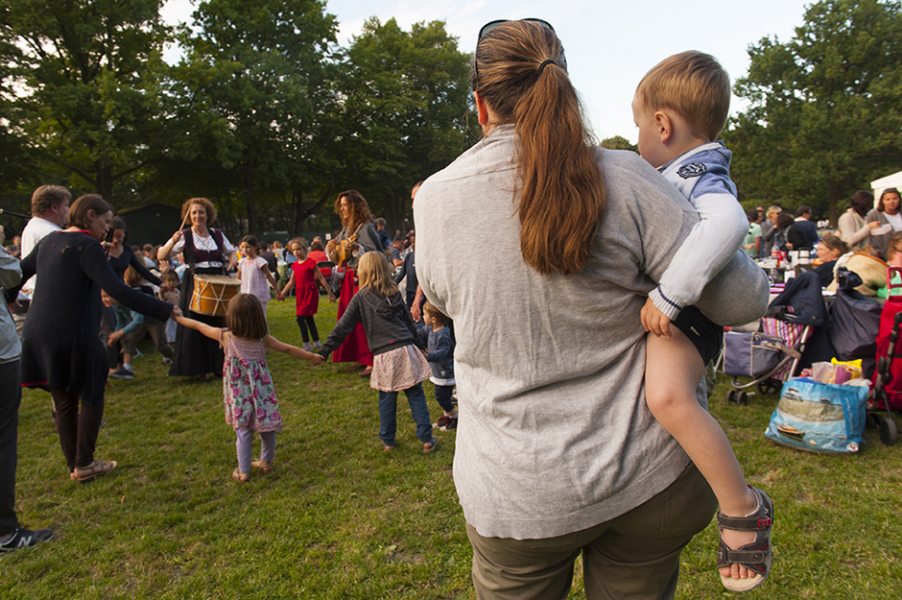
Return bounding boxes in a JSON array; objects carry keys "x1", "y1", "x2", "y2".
[{"x1": 478, "y1": 18, "x2": 556, "y2": 42}]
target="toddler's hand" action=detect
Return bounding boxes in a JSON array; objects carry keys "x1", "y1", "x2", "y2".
[
  {"x1": 640, "y1": 298, "x2": 672, "y2": 338},
  {"x1": 310, "y1": 353, "x2": 324, "y2": 366},
  {"x1": 328, "y1": 293, "x2": 336, "y2": 302}
]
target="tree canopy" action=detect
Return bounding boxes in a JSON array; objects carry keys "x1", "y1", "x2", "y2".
[
  {"x1": 724, "y1": 0, "x2": 902, "y2": 222},
  {"x1": 0, "y1": 1, "x2": 473, "y2": 240}
]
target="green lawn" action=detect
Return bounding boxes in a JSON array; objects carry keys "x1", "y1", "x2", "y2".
[{"x1": 3, "y1": 298, "x2": 901, "y2": 599}]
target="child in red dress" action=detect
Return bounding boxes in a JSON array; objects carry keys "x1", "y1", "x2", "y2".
[{"x1": 280, "y1": 238, "x2": 335, "y2": 351}]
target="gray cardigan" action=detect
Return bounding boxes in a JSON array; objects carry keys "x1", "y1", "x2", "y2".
[{"x1": 415, "y1": 124, "x2": 768, "y2": 540}]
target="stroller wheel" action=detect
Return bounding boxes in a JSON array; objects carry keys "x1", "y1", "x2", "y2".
[
  {"x1": 737, "y1": 391, "x2": 749, "y2": 406},
  {"x1": 726, "y1": 390, "x2": 737, "y2": 404},
  {"x1": 879, "y1": 417, "x2": 898, "y2": 446}
]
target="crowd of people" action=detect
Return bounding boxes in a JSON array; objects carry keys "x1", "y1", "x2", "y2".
[{"x1": 4, "y1": 17, "x2": 898, "y2": 599}]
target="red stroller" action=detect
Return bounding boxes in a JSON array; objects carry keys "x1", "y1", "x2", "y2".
[{"x1": 869, "y1": 267, "x2": 902, "y2": 445}]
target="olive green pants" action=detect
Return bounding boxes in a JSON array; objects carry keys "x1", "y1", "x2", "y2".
[{"x1": 467, "y1": 462, "x2": 717, "y2": 600}]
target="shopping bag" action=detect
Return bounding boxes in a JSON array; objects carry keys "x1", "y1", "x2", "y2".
[{"x1": 765, "y1": 379, "x2": 868, "y2": 453}]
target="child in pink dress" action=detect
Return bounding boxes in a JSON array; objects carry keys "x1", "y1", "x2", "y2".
[
  {"x1": 176, "y1": 293, "x2": 323, "y2": 481},
  {"x1": 280, "y1": 238, "x2": 335, "y2": 351},
  {"x1": 237, "y1": 235, "x2": 282, "y2": 317}
]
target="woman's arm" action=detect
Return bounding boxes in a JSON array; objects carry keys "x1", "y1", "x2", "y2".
[
  {"x1": 82, "y1": 239, "x2": 175, "y2": 322},
  {"x1": 158, "y1": 230, "x2": 183, "y2": 261},
  {"x1": 838, "y1": 211, "x2": 872, "y2": 247},
  {"x1": 263, "y1": 335, "x2": 324, "y2": 364},
  {"x1": 127, "y1": 245, "x2": 162, "y2": 285}
]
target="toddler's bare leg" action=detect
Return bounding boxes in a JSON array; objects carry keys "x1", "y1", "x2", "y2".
[{"x1": 645, "y1": 329, "x2": 758, "y2": 580}]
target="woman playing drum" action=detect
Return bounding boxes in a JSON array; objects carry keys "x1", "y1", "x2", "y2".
[
  {"x1": 158, "y1": 198, "x2": 237, "y2": 378},
  {"x1": 325, "y1": 190, "x2": 382, "y2": 376}
]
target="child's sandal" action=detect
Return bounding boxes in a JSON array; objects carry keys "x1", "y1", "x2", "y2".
[
  {"x1": 231, "y1": 468, "x2": 250, "y2": 483},
  {"x1": 251, "y1": 460, "x2": 273, "y2": 474},
  {"x1": 716, "y1": 486, "x2": 774, "y2": 592},
  {"x1": 422, "y1": 437, "x2": 438, "y2": 454}
]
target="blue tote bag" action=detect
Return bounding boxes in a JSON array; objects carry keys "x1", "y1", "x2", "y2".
[{"x1": 765, "y1": 379, "x2": 868, "y2": 453}]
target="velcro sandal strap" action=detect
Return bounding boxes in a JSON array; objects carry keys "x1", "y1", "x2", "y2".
[
  {"x1": 716, "y1": 512, "x2": 772, "y2": 531},
  {"x1": 717, "y1": 541, "x2": 769, "y2": 575}
]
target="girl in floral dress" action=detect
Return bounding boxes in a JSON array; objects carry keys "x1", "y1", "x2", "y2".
[{"x1": 176, "y1": 293, "x2": 323, "y2": 481}]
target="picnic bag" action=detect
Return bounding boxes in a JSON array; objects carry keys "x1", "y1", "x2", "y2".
[
  {"x1": 764, "y1": 379, "x2": 868, "y2": 454},
  {"x1": 723, "y1": 331, "x2": 785, "y2": 378}
]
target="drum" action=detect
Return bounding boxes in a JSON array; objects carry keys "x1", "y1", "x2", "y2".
[{"x1": 190, "y1": 274, "x2": 240, "y2": 316}]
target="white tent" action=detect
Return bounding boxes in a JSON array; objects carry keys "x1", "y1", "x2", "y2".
[{"x1": 872, "y1": 170, "x2": 902, "y2": 199}]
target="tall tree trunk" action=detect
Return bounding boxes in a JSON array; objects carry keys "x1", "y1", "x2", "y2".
[
  {"x1": 96, "y1": 162, "x2": 113, "y2": 201},
  {"x1": 828, "y1": 179, "x2": 843, "y2": 226},
  {"x1": 245, "y1": 168, "x2": 256, "y2": 235}
]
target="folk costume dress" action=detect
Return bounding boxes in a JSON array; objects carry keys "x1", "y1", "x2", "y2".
[
  {"x1": 169, "y1": 228, "x2": 235, "y2": 377},
  {"x1": 332, "y1": 222, "x2": 381, "y2": 367},
  {"x1": 222, "y1": 332, "x2": 282, "y2": 433}
]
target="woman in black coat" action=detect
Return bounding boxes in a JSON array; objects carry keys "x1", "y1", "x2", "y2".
[{"x1": 12, "y1": 195, "x2": 178, "y2": 482}]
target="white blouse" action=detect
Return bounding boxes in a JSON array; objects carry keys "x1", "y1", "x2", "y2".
[{"x1": 171, "y1": 229, "x2": 235, "y2": 268}]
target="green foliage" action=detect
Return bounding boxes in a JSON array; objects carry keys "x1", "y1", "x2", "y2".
[
  {"x1": 338, "y1": 18, "x2": 474, "y2": 227},
  {"x1": 0, "y1": 0, "x2": 173, "y2": 200},
  {"x1": 600, "y1": 135, "x2": 638, "y2": 154},
  {"x1": 725, "y1": 0, "x2": 902, "y2": 222},
  {"x1": 168, "y1": 0, "x2": 339, "y2": 235}
]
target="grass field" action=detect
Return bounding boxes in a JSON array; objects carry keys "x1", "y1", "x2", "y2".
[{"x1": 2, "y1": 297, "x2": 901, "y2": 599}]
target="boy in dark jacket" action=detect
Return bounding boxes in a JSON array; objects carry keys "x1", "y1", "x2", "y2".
[{"x1": 417, "y1": 302, "x2": 458, "y2": 431}]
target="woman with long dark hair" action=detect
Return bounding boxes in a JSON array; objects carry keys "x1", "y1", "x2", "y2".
[
  {"x1": 325, "y1": 190, "x2": 382, "y2": 376},
  {"x1": 866, "y1": 187, "x2": 902, "y2": 259},
  {"x1": 415, "y1": 20, "x2": 768, "y2": 598},
  {"x1": 9, "y1": 195, "x2": 177, "y2": 481}
]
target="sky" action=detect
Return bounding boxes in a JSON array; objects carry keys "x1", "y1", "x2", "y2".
[{"x1": 160, "y1": 0, "x2": 814, "y2": 144}]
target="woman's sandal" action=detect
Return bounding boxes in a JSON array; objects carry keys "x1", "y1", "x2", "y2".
[
  {"x1": 251, "y1": 460, "x2": 273, "y2": 474},
  {"x1": 717, "y1": 486, "x2": 774, "y2": 592},
  {"x1": 231, "y1": 468, "x2": 250, "y2": 483},
  {"x1": 73, "y1": 459, "x2": 117, "y2": 483}
]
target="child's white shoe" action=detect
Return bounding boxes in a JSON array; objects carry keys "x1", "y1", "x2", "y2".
[{"x1": 302, "y1": 343, "x2": 313, "y2": 351}]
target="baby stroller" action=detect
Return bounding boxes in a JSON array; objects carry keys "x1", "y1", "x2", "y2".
[
  {"x1": 722, "y1": 271, "x2": 829, "y2": 404},
  {"x1": 869, "y1": 266, "x2": 902, "y2": 445}
]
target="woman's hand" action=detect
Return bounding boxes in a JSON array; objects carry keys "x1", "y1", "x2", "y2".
[
  {"x1": 171, "y1": 306, "x2": 183, "y2": 319},
  {"x1": 310, "y1": 354, "x2": 325, "y2": 366},
  {"x1": 170, "y1": 230, "x2": 183, "y2": 244},
  {"x1": 326, "y1": 239, "x2": 336, "y2": 252},
  {"x1": 640, "y1": 298, "x2": 672, "y2": 338}
]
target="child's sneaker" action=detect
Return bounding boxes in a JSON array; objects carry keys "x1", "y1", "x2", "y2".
[
  {"x1": 312, "y1": 341, "x2": 323, "y2": 351},
  {"x1": 162, "y1": 357, "x2": 172, "y2": 366},
  {"x1": 439, "y1": 416, "x2": 458, "y2": 431},
  {"x1": 109, "y1": 366, "x2": 134, "y2": 380},
  {"x1": 302, "y1": 343, "x2": 313, "y2": 352},
  {"x1": 434, "y1": 415, "x2": 452, "y2": 430}
]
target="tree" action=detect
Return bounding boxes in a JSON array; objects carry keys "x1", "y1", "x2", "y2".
[
  {"x1": 724, "y1": 0, "x2": 902, "y2": 222},
  {"x1": 0, "y1": 0, "x2": 174, "y2": 201},
  {"x1": 339, "y1": 18, "x2": 473, "y2": 229},
  {"x1": 171, "y1": 0, "x2": 338, "y2": 235},
  {"x1": 600, "y1": 136, "x2": 638, "y2": 154}
]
